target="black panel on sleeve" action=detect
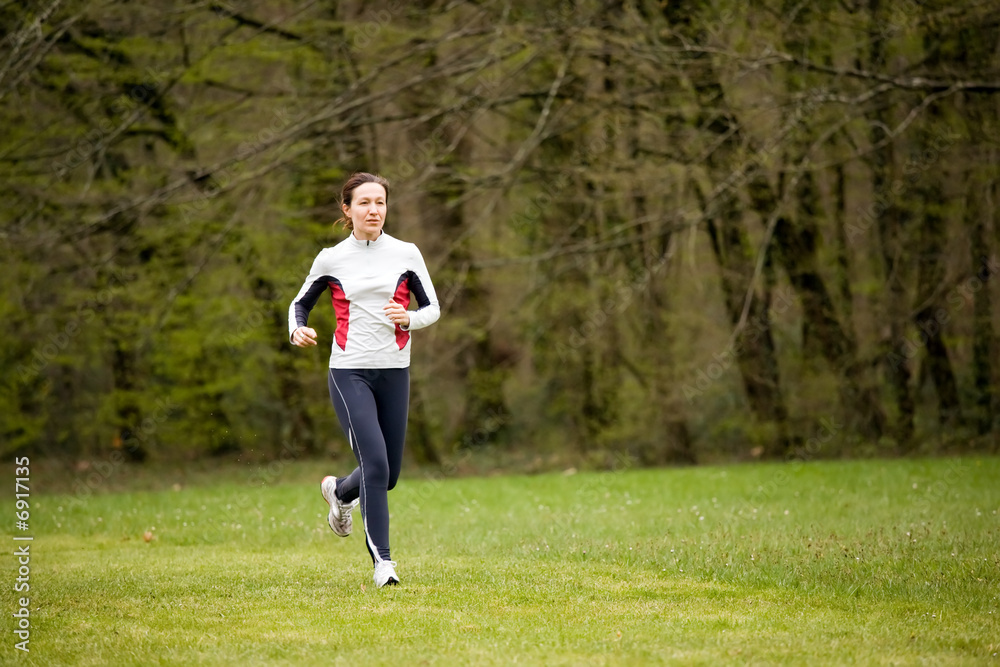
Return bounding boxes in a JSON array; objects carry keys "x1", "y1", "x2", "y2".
[{"x1": 294, "y1": 276, "x2": 334, "y2": 328}]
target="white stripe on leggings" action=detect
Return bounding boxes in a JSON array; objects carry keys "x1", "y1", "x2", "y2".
[{"x1": 332, "y1": 373, "x2": 383, "y2": 564}]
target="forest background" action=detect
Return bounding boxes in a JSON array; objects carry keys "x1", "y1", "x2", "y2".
[{"x1": 3, "y1": 0, "x2": 999, "y2": 474}]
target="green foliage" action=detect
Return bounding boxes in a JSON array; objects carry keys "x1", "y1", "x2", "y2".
[{"x1": 2, "y1": 0, "x2": 998, "y2": 463}]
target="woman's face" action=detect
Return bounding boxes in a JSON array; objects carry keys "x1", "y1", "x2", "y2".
[{"x1": 344, "y1": 182, "x2": 387, "y2": 241}]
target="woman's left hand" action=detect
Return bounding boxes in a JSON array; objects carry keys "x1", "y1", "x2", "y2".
[{"x1": 384, "y1": 300, "x2": 410, "y2": 328}]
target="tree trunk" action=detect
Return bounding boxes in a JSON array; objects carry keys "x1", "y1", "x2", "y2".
[
  {"x1": 966, "y1": 161, "x2": 997, "y2": 437},
  {"x1": 684, "y1": 51, "x2": 792, "y2": 458},
  {"x1": 703, "y1": 194, "x2": 792, "y2": 458},
  {"x1": 425, "y1": 160, "x2": 509, "y2": 451},
  {"x1": 914, "y1": 177, "x2": 963, "y2": 430},
  {"x1": 869, "y1": 0, "x2": 915, "y2": 447},
  {"x1": 832, "y1": 164, "x2": 854, "y2": 324},
  {"x1": 112, "y1": 341, "x2": 147, "y2": 462},
  {"x1": 750, "y1": 172, "x2": 887, "y2": 442},
  {"x1": 624, "y1": 58, "x2": 695, "y2": 465}
]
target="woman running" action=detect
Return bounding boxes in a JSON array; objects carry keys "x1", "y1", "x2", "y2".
[{"x1": 288, "y1": 172, "x2": 440, "y2": 588}]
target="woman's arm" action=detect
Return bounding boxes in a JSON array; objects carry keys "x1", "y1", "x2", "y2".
[
  {"x1": 400, "y1": 245, "x2": 440, "y2": 331},
  {"x1": 288, "y1": 251, "x2": 332, "y2": 343}
]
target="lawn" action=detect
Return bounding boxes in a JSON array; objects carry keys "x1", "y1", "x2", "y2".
[{"x1": 2, "y1": 456, "x2": 998, "y2": 665}]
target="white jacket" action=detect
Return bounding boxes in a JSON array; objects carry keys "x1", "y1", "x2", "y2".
[{"x1": 288, "y1": 232, "x2": 440, "y2": 368}]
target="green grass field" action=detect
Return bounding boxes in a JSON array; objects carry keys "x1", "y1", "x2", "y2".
[{"x1": 3, "y1": 456, "x2": 998, "y2": 665}]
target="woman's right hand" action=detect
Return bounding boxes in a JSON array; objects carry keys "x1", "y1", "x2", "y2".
[{"x1": 291, "y1": 326, "x2": 318, "y2": 347}]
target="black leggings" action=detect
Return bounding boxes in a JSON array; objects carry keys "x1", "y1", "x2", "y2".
[{"x1": 328, "y1": 368, "x2": 409, "y2": 564}]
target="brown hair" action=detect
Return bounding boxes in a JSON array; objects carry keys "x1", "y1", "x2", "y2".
[{"x1": 335, "y1": 172, "x2": 390, "y2": 231}]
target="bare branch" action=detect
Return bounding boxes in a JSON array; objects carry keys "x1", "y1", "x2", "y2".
[{"x1": 772, "y1": 51, "x2": 1000, "y2": 93}]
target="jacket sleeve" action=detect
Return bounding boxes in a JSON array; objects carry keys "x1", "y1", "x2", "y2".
[
  {"x1": 287, "y1": 251, "x2": 332, "y2": 342},
  {"x1": 401, "y1": 245, "x2": 440, "y2": 332}
]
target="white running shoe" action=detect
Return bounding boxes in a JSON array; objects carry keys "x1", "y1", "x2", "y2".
[
  {"x1": 320, "y1": 476, "x2": 357, "y2": 537},
  {"x1": 373, "y1": 560, "x2": 399, "y2": 588}
]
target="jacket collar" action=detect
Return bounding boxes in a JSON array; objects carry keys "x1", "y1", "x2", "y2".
[{"x1": 348, "y1": 230, "x2": 385, "y2": 247}]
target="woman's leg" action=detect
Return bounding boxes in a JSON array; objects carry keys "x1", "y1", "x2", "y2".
[
  {"x1": 372, "y1": 367, "x2": 410, "y2": 493},
  {"x1": 328, "y1": 369, "x2": 393, "y2": 563}
]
